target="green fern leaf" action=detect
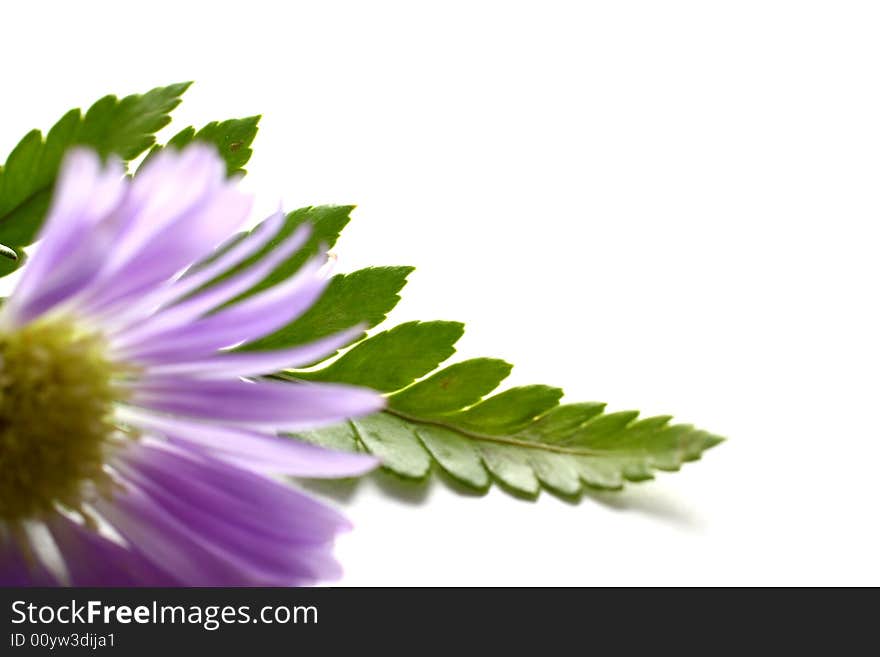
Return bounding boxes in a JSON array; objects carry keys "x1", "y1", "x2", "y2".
[
  {"x1": 290, "y1": 324, "x2": 723, "y2": 499},
  {"x1": 196, "y1": 205, "x2": 725, "y2": 501},
  {"x1": 141, "y1": 116, "x2": 260, "y2": 176},
  {"x1": 0, "y1": 83, "x2": 191, "y2": 252}
]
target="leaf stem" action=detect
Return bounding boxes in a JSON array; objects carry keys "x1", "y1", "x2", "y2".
[{"x1": 383, "y1": 408, "x2": 605, "y2": 456}]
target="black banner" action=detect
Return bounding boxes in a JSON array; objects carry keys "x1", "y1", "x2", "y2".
[{"x1": 0, "y1": 586, "x2": 861, "y2": 654}]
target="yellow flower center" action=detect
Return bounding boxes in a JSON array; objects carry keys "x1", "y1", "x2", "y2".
[{"x1": 0, "y1": 319, "x2": 120, "y2": 522}]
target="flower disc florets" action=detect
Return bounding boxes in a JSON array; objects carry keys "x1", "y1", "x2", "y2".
[{"x1": 0, "y1": 319, "x2": 121, "y2": 521}]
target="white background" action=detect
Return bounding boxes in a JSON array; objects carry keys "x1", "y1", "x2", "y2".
[{"x1": 3, "y1": 1, "x2": 879, "y2": 585}]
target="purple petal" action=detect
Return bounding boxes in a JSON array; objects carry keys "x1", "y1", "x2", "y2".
[
  {"x1": 154, "y1": 210, "x2": 287, "y2": 304},
  {"x1": 86, "y1": 213, "x2": 288, "y2": 338},
  {"x1": 114, "y1": 458, "x2": 340, "y2": 583},
  {"x1": 121, "y1": 440, "x2": 351, "y2": 537},
  {"x1": 95, "y1": 488, "x2": 272, "y2": 586},
  {"x1": 96, "y1": 442, "x2": 349, "y2": 585},
  {"x1": 100, "y1": 146, "x2": 227, "y2": 270},
  {"x1": 120, "y1": 409, "x2": 377, "y2": 477},
  {"x1": 119, "y1": 255, "x2": 330, "y2": 362},
  {"x1": 4, "y1": 150, "x2": 125, "y2": 325},
  {"x1": 0, "y1": 530, "x2": 59, "y2": 586},
  {"x1": 129, "y1": 377, "x2": 384, "y2": 431},
  {"x1": 85, "y1": 186, "x2": 253, "y2": 316},
  {"x1": 143, "y1": 326, "x2": 364, "y2": 379},
  {"x1": 111, "y1": 223, "x2": 310, "y2": 348},
  {"x1": 77, "y1": 146, "x2": 253, "y2": 316},
  {"x1": 46, "y1": 514, "x2": 178, "y2": 586}
]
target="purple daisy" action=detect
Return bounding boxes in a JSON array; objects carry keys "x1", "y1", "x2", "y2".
[{"x1": 0, "y1": 145, "x2": 383, "y2": 586}]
